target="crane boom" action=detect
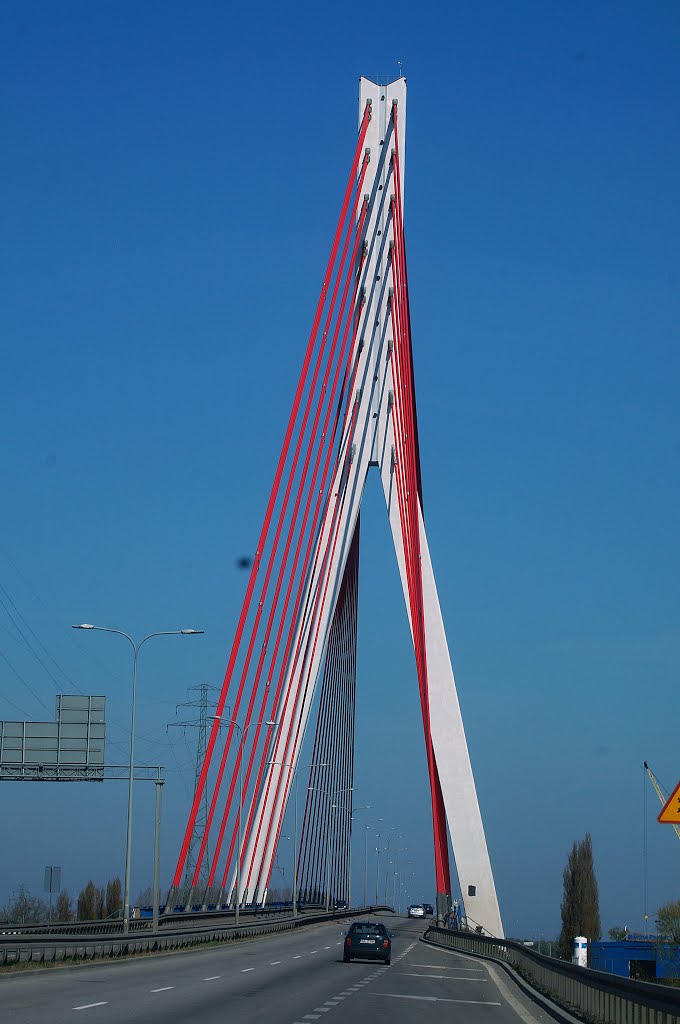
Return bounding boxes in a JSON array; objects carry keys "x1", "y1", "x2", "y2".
[{"x1": 644, "y1": 761, "x2": 680, "y2": 842}]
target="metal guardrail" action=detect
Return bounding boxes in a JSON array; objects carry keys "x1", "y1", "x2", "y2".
[
  {"x1": 0, "y1": 906, "x2": 392, "y2": 967},
  {"x1": 424, "y1": 926, "x2": 680, "y2": 1024},
  {"x1": 0, "y1": 901, "x2": 318, "y2": 938}
]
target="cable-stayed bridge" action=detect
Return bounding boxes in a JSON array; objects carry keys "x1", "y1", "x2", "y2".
[{"x1": 169, "y1": 76, "x2": 503, "y2": 940}]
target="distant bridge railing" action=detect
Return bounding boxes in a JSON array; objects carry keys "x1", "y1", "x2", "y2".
[
  {"x1": 0, "y1": 905, "x2": 393, "y2": 966},
  {"x1": 424, "y1": 926, "x2": 680, "y2": 1024},
  {"x1": 0, "y1": 901, "x2": 324, "y2": 938}
]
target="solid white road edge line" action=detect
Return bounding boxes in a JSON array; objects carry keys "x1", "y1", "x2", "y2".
[
  {"x1": 395, "y1": 972, "x2": 487, "y2": 981},
  {"x1": 410, "y1": 963, "x2": 485, "y2": 971},
  {"x1": 368, "y1": 993, "x2": 501, "y2": 1004},
  {"x1": 484, "y1": 961, "x2": 544, "y2": 1024}
]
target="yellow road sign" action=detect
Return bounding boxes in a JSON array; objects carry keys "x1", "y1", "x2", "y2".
[{"x1": 658, "y1": 781, "x2": 680, "y2": 823}]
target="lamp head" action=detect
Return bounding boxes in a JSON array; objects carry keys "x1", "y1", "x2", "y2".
[
  {"x1": 72, "y1": 623, "x2": 94, "y2": 630},
  {"x1": 180, "y1": 629, "x2": 204, "y2": 635}
]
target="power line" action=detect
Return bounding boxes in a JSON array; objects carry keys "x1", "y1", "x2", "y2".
[
  {"x1": 0, "y1": 647, "x2": 51, "y2": 713},
  {"x1": 168, "y1": 685, "x2": 223, "y2": 887},
  {"x1": 0, "y1": 581, "x2": 82, "y2": 694}
]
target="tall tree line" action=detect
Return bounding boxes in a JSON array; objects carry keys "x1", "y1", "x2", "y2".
[{"x1": 559, "y1": 832, "x2": 601, "y2": 959}]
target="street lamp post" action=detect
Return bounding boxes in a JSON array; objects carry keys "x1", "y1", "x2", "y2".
[
  {"x1": 383, "y1": 833, "x2": 403, "y2": 903},
  {"x1": 373, "y1": 826, "x2": 397, "y2": 907},
  {"x1": 363, "y1": 822, "x2": 377, "y2": 907},
  {"x1": 267, "y1": 760, "x2": 329, "y2": 917},
  {"x1": 325, "y1": 787, "x2": 355, "y2": 913},
  {"x1": 72, "y1": 623, "x2": 203, "y2": 934},
  {"x1": 346, "y1": 805, "x2": 371, "y2": 909},
  {"x1": 211, "y1": 716, "x2": 276, "y2": 927},
  {"x1": 391, "y1": 846, "x2": 407, "y2": 909}
]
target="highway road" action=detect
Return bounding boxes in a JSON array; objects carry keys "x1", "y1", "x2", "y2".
[{"x1": 0, "y1": 914, "x2": 557, "y2": 1024}]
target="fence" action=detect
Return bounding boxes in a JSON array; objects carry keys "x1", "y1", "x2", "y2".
[
  {"x1": 424, "y1": 926, "x2": 680, "y2": 1024},
  {"x1": 0, "y1": 905, "x2": 391, "y2": 967},
  {"x1": 0, "y1": 900, "x2": 318, "y2": 938}
]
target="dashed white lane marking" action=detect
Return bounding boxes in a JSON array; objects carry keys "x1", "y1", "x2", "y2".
[
  {"x1": 203, "y1": 976, "x2": 220, "y2": 981},
  {"x1": 241, "y1": 967, "x2": 255, "y2": 973},
  {"x1": 73, "y1": 1003, "x2": 108, "y2": 1011},
  {"x1": 309, "y1": 949, "x2": 318, "y2": 953},
  {"x1": 303, "y1": 1016, "x2": 321, "y2": 1021},
  {"x1": 293, "y1": 954, "x2": 302, "y2": 959},
  {"x1": 396, "y1": 972, "x2": 487, "y2": 981},
  {"x1": 324, "y1": 945, "x2": 332, "y2": 949},
  {"x1": 150, "y1": 987, "x2": 174, "y2": 993},
  {"x1": 271, "y1": 961, "x2": 282, "y2": 965},
  {"x1": 369, "y1": 993, "x2": 501, "y2": 1005},
  {"x1": 313, "y1": 1008, "x2": 331, "y2": 1013}
]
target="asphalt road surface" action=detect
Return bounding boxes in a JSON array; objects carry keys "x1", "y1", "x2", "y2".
[{"x1": 0, "y1": 914, "x2": 557, "y2": 1024}]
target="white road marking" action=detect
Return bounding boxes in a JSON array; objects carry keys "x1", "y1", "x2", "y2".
[
  {"x1": 369, "y1": 993, "x2": 501, "y2": 1005},
  {"x1": 397, "y1": 972, "x2": 487, "y2": 981},
  {"x1": 324, "y1": 945, "x2": 332, "y2": 949},
  {"x1": 203, "y1": 976, "x2": 220, "y2": 981},
  {"x1": 309, "y1": 949, "x2": 318, "y2": 953},
  {"x1": 484, "y1": 961, "x2": 541, "y2": 1024},
  {"x1": 410, "y1": 963, "x2": 484, "y2": 972},
  {"x1": 313, "y1": 1008, "x2": 331, "y2": 1013},
  {"x1": 293, "y1": 954, "x2": 302, "y2": 958},
  {"x1": 303, "y1": 1016, "x2": 321, "y2": 1021},
  {"x1": 150, "y1": 987, "x2": 174, "y2": 993},
  {"x1": 241, "y1": 967, "x2": 255, "y2": 972},
  {"x1": 270, "y1": 961, "x2": 282, "y2": 965},
  {"x1": 73, "y1": 1003, "x2": 108, "y2": 1011}
]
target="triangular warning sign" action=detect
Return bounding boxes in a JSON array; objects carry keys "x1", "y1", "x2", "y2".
[{"x1": 658, "y1": 781, "x2": 680, "y2": 823}]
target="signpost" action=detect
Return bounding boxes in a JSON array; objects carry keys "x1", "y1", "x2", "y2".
[
  {"x1": 0, "y1": 696, "x2": 105, "y2": 780},
  {"x1": 658, "y1": 781, "x2": 680, "y2": 824},
  {"x1": 44, "y1": 866, "x2": 62, "y2": 921}
]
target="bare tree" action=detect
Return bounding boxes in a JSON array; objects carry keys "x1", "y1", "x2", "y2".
[
  {"x1": 3, "y1": 885, "x2": 48, "y2": 925},
  {"x1": 105, "y1": 878, "x2": 122, "y2": 918},
  {"x1": 77, "y1": 880, "x2": 98, "y2": 921},
  {"x1": 558, "y1": 833, "x2": 601, "y2": 960},
  {"x1": 95, "y1": 886, "x2": 106, "y2": 920},
  {"x1": 135, "y1": 885, "x2": 154, "y2": 907},
  {"x1": 55, "y1": 889, "x2": 74, "y2": 922},
  {"x1": 656, "y1": 899, "x2": 680, "y2": 945}
]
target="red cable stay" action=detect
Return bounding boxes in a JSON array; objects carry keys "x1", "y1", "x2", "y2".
[{"x1": 172, "y1": 102, "x2": 372, "y2": 894}]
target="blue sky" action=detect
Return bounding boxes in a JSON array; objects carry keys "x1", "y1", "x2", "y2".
[{"x1": 1, "y1": 1, "x2": 678, "y2": 937}]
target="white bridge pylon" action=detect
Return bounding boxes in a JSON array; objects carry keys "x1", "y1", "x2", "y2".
[{"x1": 235, "y1": 77, "x2": 504, "y2": 938}]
